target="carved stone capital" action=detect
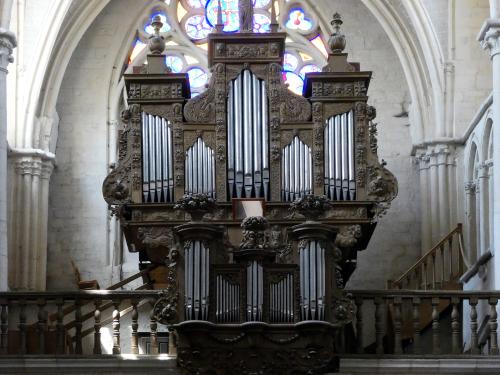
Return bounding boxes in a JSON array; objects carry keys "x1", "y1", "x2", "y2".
[
  {"x1": 0, "y1": 28, "x2": 16, "y2": 71},
  {"x1": 14, "y1": 158, "x2": 43, "y2": 176},
  {"x1": 464, "y1": 180, "x2": 477, "y2": 194},
  {"x1": 480, "y1": 25, "x2": 500, "y2": 58}
]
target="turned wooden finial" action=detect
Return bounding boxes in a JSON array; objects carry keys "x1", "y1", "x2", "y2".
[
  {"x1": 328, "y1": 13, "x2": 346, "y2": 53},
  {"x1": 215, "y1": 0, "x2": 224, "y2": 32},
  {"x1": 148, "y1": 15, "x2": 166, "y2": 55}
]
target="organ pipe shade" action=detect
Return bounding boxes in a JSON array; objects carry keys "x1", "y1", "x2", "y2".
[
  {"x1": 227, "y1": 70, "x2": 269, "y2": 200},
  {"x1": 324, "y1": 110, "x2": 356, "y2": 201},
  {"x1": 299, "y1": 240, "x2": 326, "y2": 320},
  {"x1": 281, "y1": 136, "x2": 313, "y2": 202},
  {"x1": 269, "y1": 273, "x2": 294, "y2": 323},
  {"x1": 216, "y1": 275, "x2": 240, "y2": 323},
  {"x1": 184, "y1": 240, "x2": 210, "y2": 320},
  {"x1": 141, "y1": 112, "x2": 174, "y2": 203},
  {"x1": 185, "y1": 137, "x2": 216, "y2": 198}
]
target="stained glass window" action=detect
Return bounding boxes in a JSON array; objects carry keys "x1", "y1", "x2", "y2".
[
  {"x1": 284, "y1": 53, "x2": 299, "y2": 71},
  {"x1": 188, "y1": 67, "x2": 209, "y2": 88},
  {"x1": 205, "y1": 0, "x2": 240, "y2": 32},
  {"x1": 165, "y1": 55, "x2": 184, "y2": 73},
  {"x1": 310, "y1": 35, "x2": 328, "y2": 58},
  {"x1": 253, "y1": 14, "x2": 271, "y2": 33},
  {"x1": 299, "y1": 64, "x2": 320, "y2": 78},
  {"x1": 187, "y1": 0, "x2": 207, "y2": 8},
  {"x1": 185, "y1": 15, "x2": 213, "y2": 39},
  {"x1": 144, "y1": 13, "x2": 171, "y2": 34},
  {"x1": 283, "y1": 71, "x2": 304, "y2": 95},
  {"x1": 285, "y1": 8, "x2": 312, "y2": 32}
]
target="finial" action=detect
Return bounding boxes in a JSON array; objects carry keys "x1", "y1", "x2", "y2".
[
  {"x1": 328, "y1": 12, "x2": 346, "y2": 53},
  {"x1": 239, "y1": 0, "x2": 254, "y2": 32},
  {"x1": 270, "y1": 0, "x2": 278, "y2": 32},
  {"x1": 148, "y1": 15, "x2": 166, "y2": 55},
  {"x1": 215, "y1": 0, "x2": 224, "y2": 32}
]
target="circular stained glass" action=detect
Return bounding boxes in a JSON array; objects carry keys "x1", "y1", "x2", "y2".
[
  {"x1": 253, "y1": 14, "x2": 270, "y2": 33},
  {"x1": 253, "y1": 0, "x2": 271, "y2": 7},
  {"x1": 283, "y1": 71, "x2": 304, "y2": 95},
  {"x1": 187, "y1": 0, "x2": 207, "y2": 8},
  {"x1": 144, "y1": 13, "x2": 171, "y2": 34},
  {"x1": 284, "y1": 53, "x2": 298, "y2": 71},
  {"x1": 188, "y1": 67, "x2": 209, "y2": 88},
  {"x1": 185, "y1": 15, "x2": 213, "y2": 39},
  {"x1": 299, "y1": 64, "x2": 321, "y2": 78},
  {"x1": 285, "y1": 8, "x2": 313, "y2": 32},
  {"x1": 165, "y1": 55, "x2": 184, "y2": 73},
  {"x1": 206, "y1": 0, "x2": 239, "y2": 32}
]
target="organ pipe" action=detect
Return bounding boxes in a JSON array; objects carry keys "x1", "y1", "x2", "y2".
[
  {"x1": 281, "y1": 136, "x2": 312, "y2": 201},
  {"x1": 246, "y1": 261, "x2": 263, "y2": 321},
  {"x1": 141, "y1": 112, "x2": 174, "y2": 203},
  {"x1": 299, "y1": 240, "x2": 326, "y2": 320},
  {"x1": 185, "y1": 241, "x2": 210, "y2": 320},
  {"x1": 216, "y1": 275, "x2": 240, "y2": 323},
  {"x1": 324, "y1": 110, "x2": 356, "y2": 201},
  {"x1": 270, "y1": 273, "x2": 294, "y2": 323},
  {"x1": 185, "y1": 138, "x2": 216, "y2": 197},
  {"x1": 227, "y1": 70, "x2": 269, "y2": 200}
]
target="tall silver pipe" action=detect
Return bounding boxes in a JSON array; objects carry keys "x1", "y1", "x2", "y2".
[
  {"x1": 243, "y1": 70, "x2": 253, "y2": 197},
  {"x1": 234, "y1": 76, "x2": 243, "y2": 198},
  {"x1": 261, "y1": 82, "x2": 269, "y2": 200},
  {"x1": 253, "y1": 75, "x2": 262, "y2": 197},
  {"x1": 348, "y1": 110, "x2": 355, "y2": 199},
  {"x1": 228, "y1": 81, "x2": 235, "y2": 195}
]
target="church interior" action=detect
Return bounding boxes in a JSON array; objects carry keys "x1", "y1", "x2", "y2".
[{"x1": 0, "y1": 0, "x2": 499, "y2": 374}]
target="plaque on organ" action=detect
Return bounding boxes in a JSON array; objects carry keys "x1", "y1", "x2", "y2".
[{"x1": 103, "y1": 5, "x2": 397, "y2": 374}]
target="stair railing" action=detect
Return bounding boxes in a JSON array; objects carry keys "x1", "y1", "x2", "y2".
[{"x1": 389, "y1": 224, "x2": 465, "y2": 290}]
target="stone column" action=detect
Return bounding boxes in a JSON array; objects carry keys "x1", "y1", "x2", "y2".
[
  {"x1": 0, "y1": 29, "x2": 16, "y2": 291},
  {"x1": 478, "y1": 162, "x2": 490, "y2": 256},
  {"x1": 416, "y1": 153, "x2": 432, "y2": 253},
  {"x1": 479, "y1": 19, "x2": 500, "y2": 286}
]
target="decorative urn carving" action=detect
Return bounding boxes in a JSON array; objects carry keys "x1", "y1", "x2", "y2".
[
  {"x1": 289, "y1": 194, "x2": 332, "y2": 221},
  {"x1": 174, "y1": 193, "x2": 216, "y2": 221},
  {"x1": 328, "y1": 13, "x2": 346, "y2": 53},
  {"x1": 148, "y1": 15, "x2": 166, "y2": 55}
]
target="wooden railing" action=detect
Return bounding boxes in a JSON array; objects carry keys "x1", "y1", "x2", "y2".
[
  {"x1": 389, "y1": 224, "x2": 465, "y2": 290},
  {"x1": 1, "y1": 289, "x2": 499, "y2": 357}
]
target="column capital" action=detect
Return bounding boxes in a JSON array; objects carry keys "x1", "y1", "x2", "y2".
[
  {"x1": 478, "y1": 19, "x2": 500, "y2": 58},
  {"x1": 0, "y1": 28, "x2": 16, "y2": 71}
]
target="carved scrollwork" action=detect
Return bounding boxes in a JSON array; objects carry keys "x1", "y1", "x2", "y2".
[
  {"x1": 335, "y1": 225, "x2": 362, "y2": 248},
  {"x1": 279, "y1": 88, "x2": 311, "y2": 122},
  {"x1": 153, "y1": 289, "x2": 179, "y2": 325},
  {"x1": 240, "y1": 216, "x2": 269, "y2": 249},
  {"x1": 331, "y1": 293, "x2": 355, "y2": 325},
  {"x1": 184, "y1": 83, "x2": 216, "y2": 123},
  {"x1": 366, "y1": 162, "x2": 398, "y2": 203}
]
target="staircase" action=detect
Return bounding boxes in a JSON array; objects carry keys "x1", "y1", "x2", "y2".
[{"x1": 385, "y1": 224, "x2": 466, "y2": 352}]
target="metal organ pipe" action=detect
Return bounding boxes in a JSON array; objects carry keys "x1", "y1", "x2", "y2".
[
  {"x1": 227, "y1": 70, "x2": 269, "y2": 199},
  {"x1": 299, "y1": 240, "x2": 326, "y2": 320},
  {"x1": 281, "y1": 136, "x2": 312, "y2": 201},
  {"x1": 246, "y1": 261, "x2": 263, "y2": 321},
  {"x1": 269, "y1": 273, "x2": 294, "y2": 323},
  {"x1": 141, "y1": 112, "x2": 174, "y2": 202},
  {"x1": 184, "y1": 241, "x2": 210, "y2": 320},
  {"x1": 185, "y1": 138, "x2": 216, "y2": 197},
  {"x1": 324, "y1": 110, "x2": 356, "y2": 200}
]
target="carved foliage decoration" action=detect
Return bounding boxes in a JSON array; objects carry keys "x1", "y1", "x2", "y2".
[{"x1": 184, "y1": 76, "x2": 216, "y2": 123}]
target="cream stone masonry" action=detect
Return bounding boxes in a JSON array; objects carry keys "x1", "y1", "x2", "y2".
[{"x1": 0, "y1": 28, "x2": 16, "y2": 291}]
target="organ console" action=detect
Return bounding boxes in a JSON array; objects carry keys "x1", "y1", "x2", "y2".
[{"x1": 103, "y1": 5, "x2": 397, "y2": 374}]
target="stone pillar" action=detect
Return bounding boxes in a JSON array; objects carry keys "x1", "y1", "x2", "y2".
[
  {"x1": 416, "y1": 153, "x2": 431, "y2": 253},
  {"x1": 464, "y1": 181, "x2": 478, "y2": 263},
  {"x1": 0, "y1": 29, "x2": 16, "y2": 291},
  {"x1": 478, "y1": 162, "x2": 490, "y2": 256},
  {"x1": 479, "y1": 19, "x2": 500, "y2": 286},
  {"x1": 7, "y1": 155, "x2": 54, "y2": 290}
]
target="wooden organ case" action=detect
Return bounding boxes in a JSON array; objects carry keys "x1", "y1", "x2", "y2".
[{"x1": 103, "y1": 9, "x2": 397, "y2": 374}]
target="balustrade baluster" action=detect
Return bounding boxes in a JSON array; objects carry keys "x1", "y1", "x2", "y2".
[
  {"x1": 355, "y1": 297, "x2": 363, "y2": 354},
  {"x1": 37, "y1": 299, "x2": 47, "y2": 354},
  {"x1": 112, "y1": 300, "x2": 121, "y2": 354},
  {"x1": 432, "y1": 298, "x2": 440, "y2": 354},
  {"x1": 414, "y1": 269, "x2": 419, "y2": 289},
  {"x1": 393, "y1": 297, "x2": 402, "y2": 354},
  {"x1": 150, "y1": 311, "x2": 158, "y2": 355},
  {"x1": 0, "y1": 300, "x2": 7, "y2": 355},
  {"x1": 374, "y1": 297, "x2": 384, "y2": 354},
  {"x1": 93, "y1": 300, "x2": 102, "y2": 355},
  {"x1": 489, "y1": 298, "x2": 499, "y2": 355},
  {"x1": 56, "y1": 298, "x2": 65, "y2": 354},
  {"x1": 131, "y1": 299, "x2": 139, "y2": 355},
  {"x1": 18, "y1": 299, "x2": 27, "y2": 354},
  {"x1": 412, "y1": 297, "x2": 421, "y2": 354},
  {"x1": 451, "y1": 297, "x2": 460, "y2": 354},
  {"x1": 470, "y1": 297, "x2": 479, "y2": 355},
  {"x1": 75, "y1": 299, "x2": 83, "y2": 354}
]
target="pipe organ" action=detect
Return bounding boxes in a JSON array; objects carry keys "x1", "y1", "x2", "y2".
[
  {"x1": 324, "y1": 111, "x2": 356, "y2": 201},
  {"x1": 141, "y1": 112, "x2": 174, "y2": 203},
  {"x1": 282, "y1": 136, "x2": 313, "y2": 201},
  {"x1": 103, "y1": 10, "x2": 398, "y2": 374},
  {"x1": 227, "y1": 70, "x2": 269, "y2": 200},
  {"x1": 185, "y1": 138, "x2": 216, "y2": 197}
]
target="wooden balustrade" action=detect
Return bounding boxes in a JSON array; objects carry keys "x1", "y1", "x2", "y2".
[
  {"x1": 0, "y1": 289, "x2": 498, "y2": 356},
  {"x1": 390, "y1": 224, "x2": 465, "y2": 290}
]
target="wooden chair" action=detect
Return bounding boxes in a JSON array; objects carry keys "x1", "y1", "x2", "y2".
[{"x1": 70, "y1": 260, "x2": 100, "y2": 290}]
